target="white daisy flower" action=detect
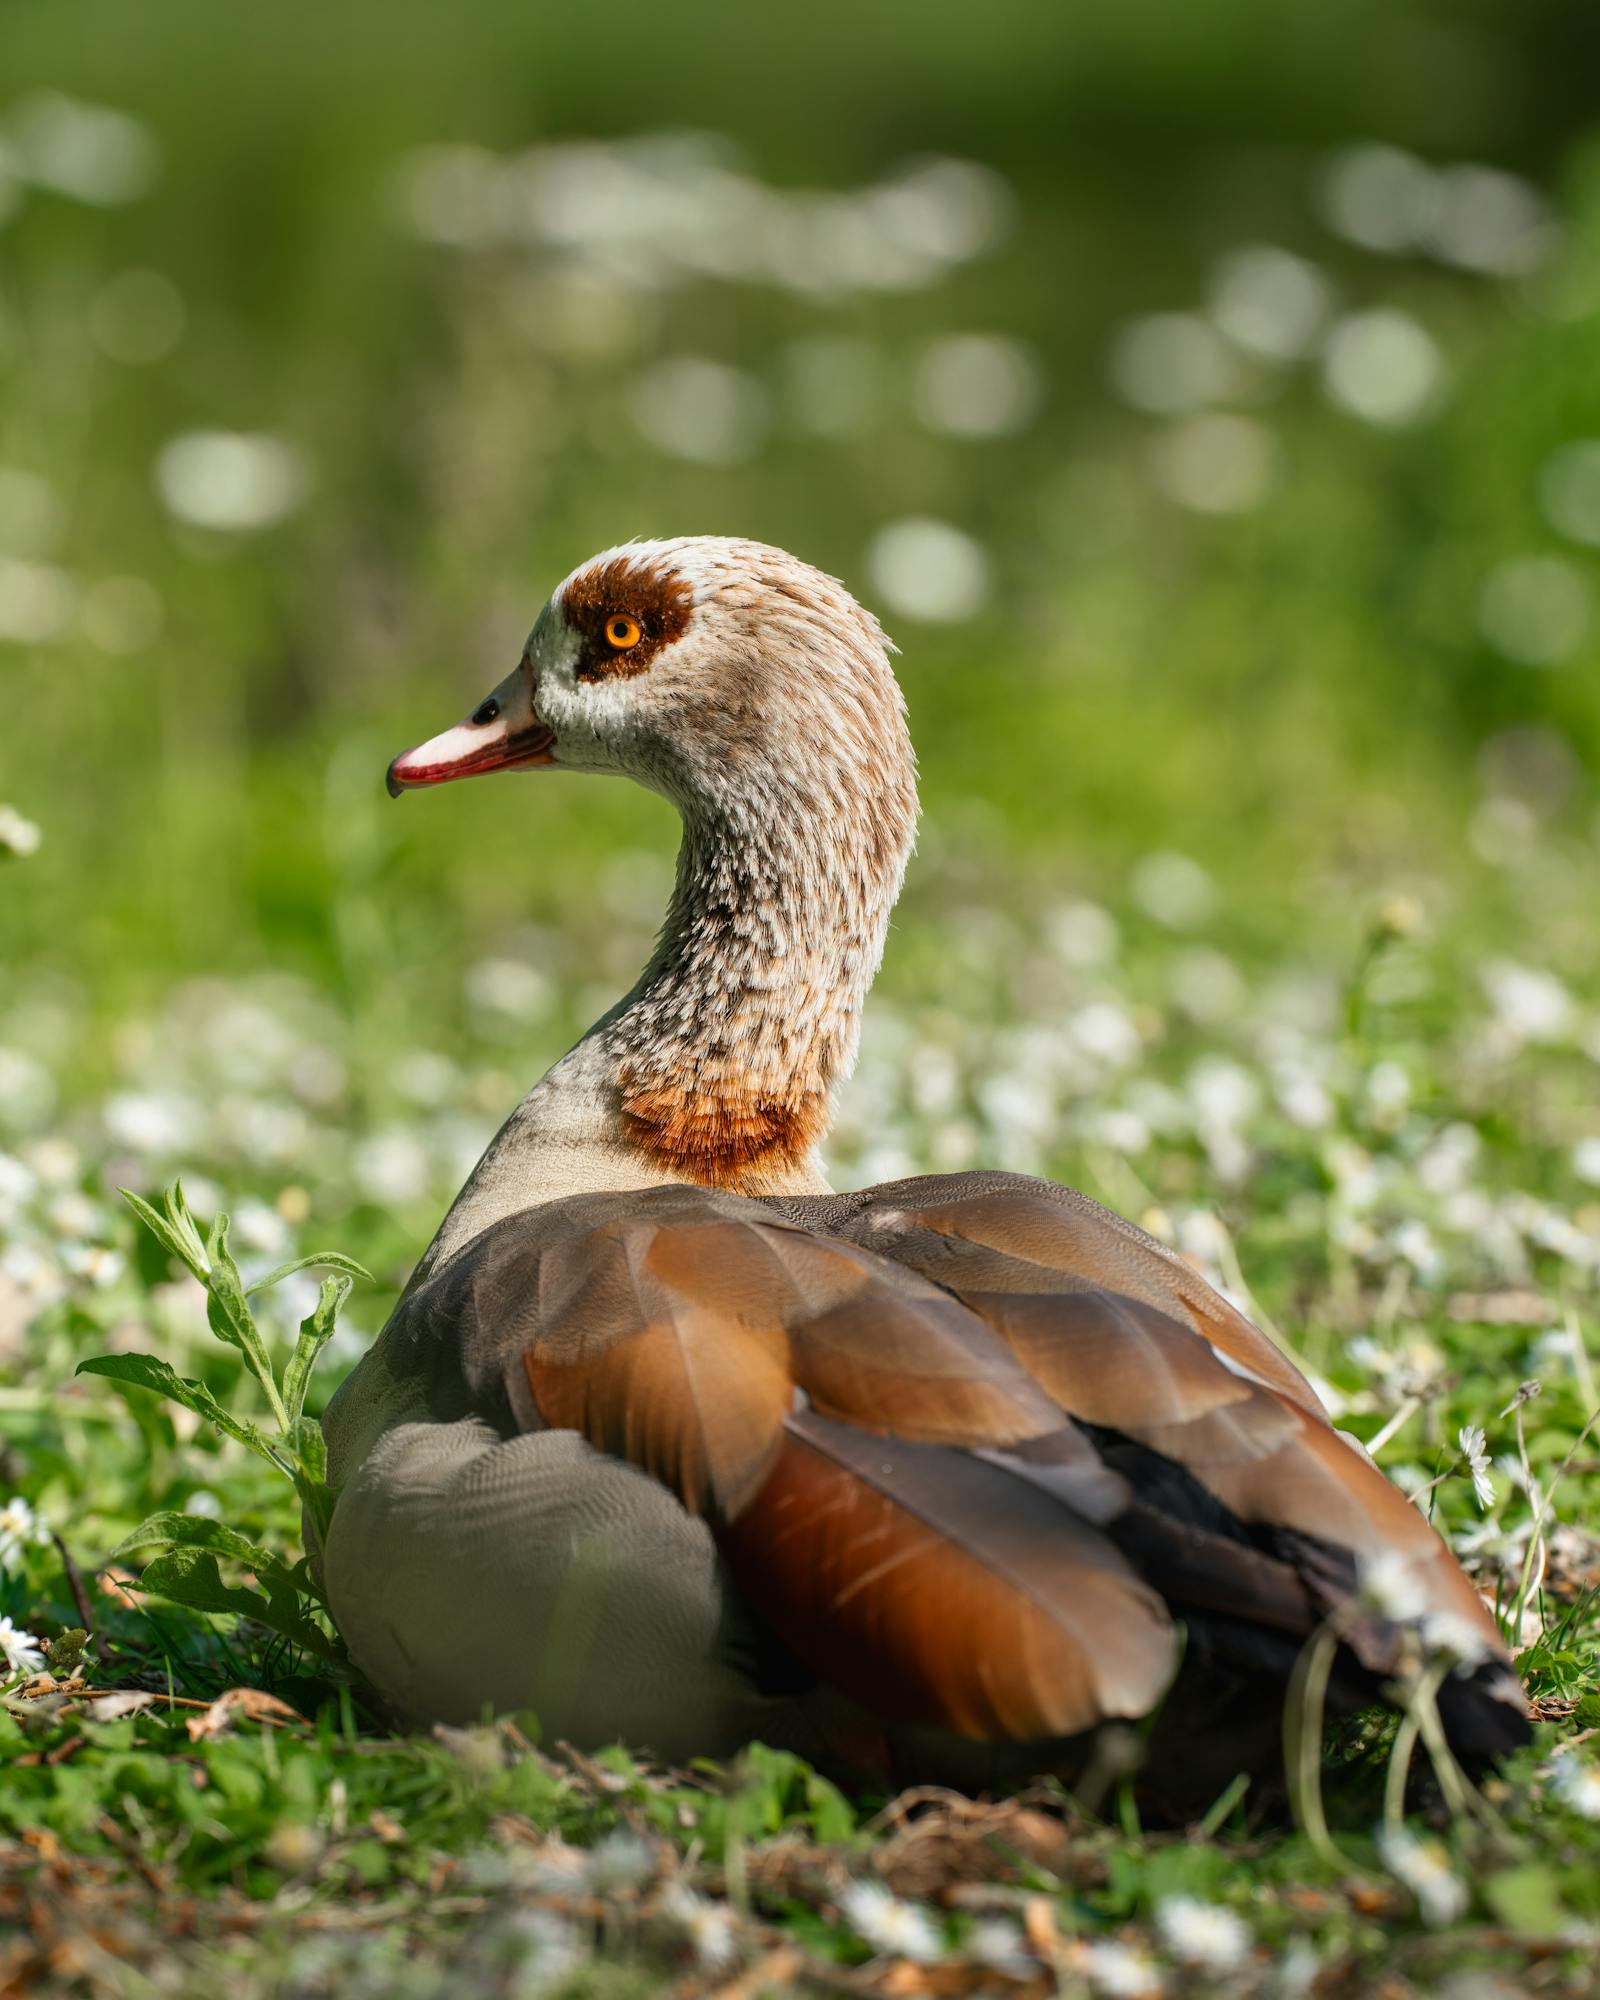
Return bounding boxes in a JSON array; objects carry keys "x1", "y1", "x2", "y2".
[
  {"x1": 1549, "y1": 1753, "x2": 1600, "y2": 1821},
  {"x1": 502, "y1": 1908, "x2": 583, "y2": 1992},
  {"x1": 0, "y1": 1614, "x2": 46, "y2": 1677},
  {"x1": 1458, "y1": 1424, "x2": 1496, "y2": 1510},
  {"x1": 1154, "y1": 1895, "x2": 1252, "y2": 1972},
  {"x1": 1359, "y1": 1547, "x2": 1429, "y2": 1624},
  {"x1": 660, "y1": 1885, "x2": 739, "y2": 1971},
  {"x1": 0, "y1": 1495, "x2": 50, "y2": 1574},
  {"x1": 1420, "y1": 1609, "x2": 1493, "y2": 1668},
  {"x1": 0, "y1": 805, "x2": 42, "y2": 857},
  {"x1": 1080, "y1": 1938, "x2": 1166, "y2": 1997},
  {"x1": 1390, "y1": 1219, "x2": 1441, "y2": 1284},
  {"x1": 839, "y1": 1880, "x2": 942, "y2": 1962},
  {"x1": 1375, "y1": 1826, "x2": 1468, "y2": 1925},
  {"x1": 966, "y1": 1916, "x2": 1032, "y2": 1974},
  {"x1": 1273, "y1": 1938, "x2": 1324, "y2": 1996},
  {"x1": 1480, "y1": 959, "x2": 1574, "y2": 1045},
  {"x1": 583, "y1": 1829, "x2": 654, "y2": 1893}
]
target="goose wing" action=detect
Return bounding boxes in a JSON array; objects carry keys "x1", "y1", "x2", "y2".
[
  {"x1": 394, "y1": 1183, "x2": 1172, "y2": 1740},
  {"x1": 765, "y1": 1172, "x2": 1505, "y2": 1657},
  {"x1": 392, "y1": 1176, "x2": 1526, "y2": 1755}
]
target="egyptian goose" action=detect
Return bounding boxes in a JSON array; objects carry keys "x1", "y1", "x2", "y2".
[{"x1": 317, "y1": 536, "x2": 1527, "y2": 1798}]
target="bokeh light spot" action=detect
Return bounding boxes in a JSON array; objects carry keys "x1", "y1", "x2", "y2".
[
  {"x1": 1317, "y1": 144, "x2": 1440, "y2": 255},
  {"x1": 1146, "y1": 414, "x2": 1278, "y2": 514},
  {"x1": 626, "y1": 358, "x2": 769, "y2": 465},
  {"x1": 0, "y1": 558, "x2": 74, "y2": 644},
  {"x1": 1478, "y1": 556, "x2": 1592, "y2": 667},
  {"x1": 866, "y1": 519, "x2": 990, "y2": 623},
  {"x1": 1322, "y1": 310, "x2": 1442, "y2": 428},
  {"x1": 1431, "y1": 165, "x2": 1557, "y2": 277},
  {"x1": 1109, "y1": 314, "x2": 1237, "y2": 416},
  {"x1": 1132, "y1": 851, "x2": 1218, "y2": 929},
  {"x1": 912, "y1": 333, "x2": 1043, "y2": 439},
  {"x1": 8, "y1": 91, "x2": 160, "y2": 205},
  {"x1": 1538, "y1": 440, "x2": 1600, "y2": 547},
  {"x1": 1208, "y1": 244, "x2": 1333, "y2": 362},
  {"x1": 155, "y1": 432, "x2": 313, "y2": 534}
]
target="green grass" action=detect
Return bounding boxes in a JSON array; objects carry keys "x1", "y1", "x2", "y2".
[
  {"x1": 4, "y1": 3, "x2": 1600, "y2": 1992},
  {"x1": 6, "y1": 878, "x2": 1599, "y2": 1995}
]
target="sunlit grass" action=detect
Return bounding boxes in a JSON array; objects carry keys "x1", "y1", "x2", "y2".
[
  {"x1": 5, "y1": 865, "x2": 1599, "y2": 1993},
  {"x1": 4, "y1": 11, "x2": 1600, "y2": 1991}
]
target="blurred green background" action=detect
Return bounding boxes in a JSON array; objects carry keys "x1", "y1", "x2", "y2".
[
  {"x1": 3, "y1": 0, "x2": 1600, "y2": 1129},
  {"x1": 8, "y1": 21, "x2": 1600, "y2": 1974}
]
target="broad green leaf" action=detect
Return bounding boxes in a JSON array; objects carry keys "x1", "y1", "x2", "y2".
[
  {"x1": 282, "y1": 1273, "x2": 353, "y2": 1425},
  {"x1": 139, "y1": 1545, "x2": 270, "y2": 1619},
  {"x1": 283, "y1": 1548, "x2": 331, "y2": 1611},
  {"x1": 113, "y1": 1511, "x2": 330, "y2": 1613},
  {"x1": 75, "y1": 1352, "x2": 278, "y2": 1463},
  {"x1": 248, "y1": 1251, "x2": 372, "y2": 1298},
  {"x1": 805, "y1": 1770, "x2": 856, "y2": 1843},
  {"x1": 109, "y1": 1509, "x2": 284, "y2": 1575},
  {"x1": 136, "y1": 1546, "x2": 336, "y2": 1657}
]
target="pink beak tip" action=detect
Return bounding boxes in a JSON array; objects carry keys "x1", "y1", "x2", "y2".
[{"x1": 384, "y1": 709, "x2": 556, "y2": 799}]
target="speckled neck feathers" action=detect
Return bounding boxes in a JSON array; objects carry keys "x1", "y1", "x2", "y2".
[
  {"x1": 591, "y1": 543, "x2": 918, "y2": 1187},
  {"x1": 608, "y1": 763, "x2": 901, "y2": 1188}
]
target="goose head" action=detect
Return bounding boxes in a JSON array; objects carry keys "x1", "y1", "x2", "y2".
[{"x1": 387, "y1": 536, "x2": 917, "y2": 843}]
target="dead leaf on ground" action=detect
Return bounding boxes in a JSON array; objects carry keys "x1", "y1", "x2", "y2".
[
  {"x1": 186, "y1": 1687, "x2": 307, "y2": 1742},
  {"x1": 876, "y1": 1798, "x2": 1079, "y2": 1901},
  {"x1": 78, "y1": 1691, "x2": 160, "y2": 1723},
  {"x1": 710, "y1": 1945, "x2": 806, "y2": 1998}
]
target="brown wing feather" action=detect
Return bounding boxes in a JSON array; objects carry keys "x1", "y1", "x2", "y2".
[
  {"x1": 426, "y1": 1186, "x2": 1064, "y2": 1521},
  {"x1": 768, "y1": 1174, "x2": 1520, "y2": 1672},
  {"x1": 954, "y1": 1287, "x2": 1302, "y2": 1465},
  {"x1": 525, "y1": 1317, "x2": 792, "y2": 1519},
  {"x1": 718, "y1": 1408, "x2": 1175, "y2": 1740},
  {"x1": 524, "y1": 1213, "x2": 793, "y2": 1516},
  {"x1": 1202, "y1": 1393, "x2": 1506, "y2": 1646},
  {"x1": 788, "y1": 1175, "x2": 1324, "y2": 1416}
]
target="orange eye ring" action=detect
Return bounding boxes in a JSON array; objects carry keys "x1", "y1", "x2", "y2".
[{"x1": 605, "y1": 614, "x2": 642, "y2": 650}]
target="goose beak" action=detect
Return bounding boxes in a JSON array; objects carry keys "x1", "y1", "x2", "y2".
[{"x1": 386, "y1": 664, "x2": 556, "y2": 797}]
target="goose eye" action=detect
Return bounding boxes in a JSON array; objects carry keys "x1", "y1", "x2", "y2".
[{"x1": 605, "y1": 614, "x2": 642, "y2": 650}]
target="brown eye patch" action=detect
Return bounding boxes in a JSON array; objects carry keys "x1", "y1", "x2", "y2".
[{"x1": 563, "y1": 556, "x2": 693, "y2": 681}]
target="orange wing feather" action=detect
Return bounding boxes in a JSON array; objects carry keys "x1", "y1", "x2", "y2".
[{"x1": 718, "y1": 1409, "x2": 1174, "y2": 1740}]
